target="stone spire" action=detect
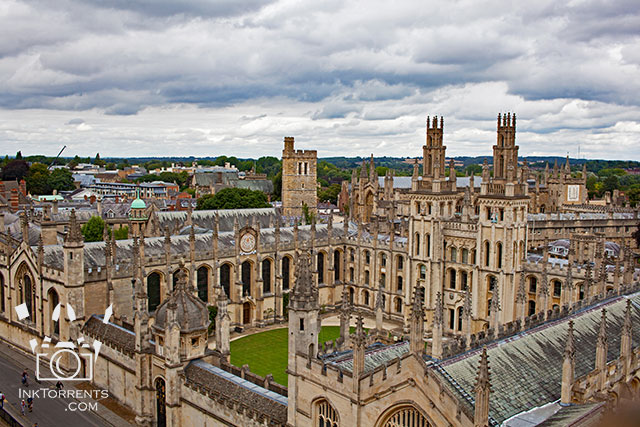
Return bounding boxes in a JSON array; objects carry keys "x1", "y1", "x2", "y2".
[
  {"x1": 595, "y1": 309, "x2": 608, "y2": 390},
  {"x1": 37, "y1": 233, "x2": 44, "y2": 265},
  {"x1": 20, "y1": 211, "x2": 29, "y2": 242},
  {"x1": 489, "y1": 284, "x2": 501, "y2": 331},
  {"x1": 562, "y1": 258, "x2": 574, "y2": 307},
  {"x1": 360, "y1": 159, "x2": 367, "y2": 181},
  {"x1": 463, "y1": 285, "x2": 472, "y2": 348},
  {"x1": 474, "y1": 348, "x2": 491, "y2": 427},
  {"x1": 584, "y1": 262, "x2": 593, "y2": 297},
  {"x1": 64, "y1": 209, "x2": 83, "y2": 246},
  {"x1": 621, "y1": 300, "x2": 633, "y2": 377},
  {"x1": 216, "y1": 285, "x2": 231, "y2": 358},
  {"x1": 339, "y1": 285, "x2": 351, "y2": 348},
  {"x1": 623, "y1": 245, "x2": 633, "y2": 285},
  {"x1": 561, "y1": 321, "x2": 575, "y2": 404},
  {"x1": 432, "y1": 291, "x2": 443, "y2": 359},
  {"x1": 540, "y1": 262, "x2": 549, "y2": 318},
  {"x1": 613, "y1": 254, "x2": 622, "y2": 293},
  {"x1": 449, "y1": 158, "x2": 457, "y2": 187},
  {"x1": 352, "y1": 314, "x2": 366, "y2": 380},
  {"x1": 482, "y1": 159, "x2": 490, "y2": 183},
  {"x1": 289, "y1": 251, "x2": 318, "y2": 311},
  {"x1": 516, "y1": 271, "x2": 527, "y2": 324},
  {"x1": 374, "y1": 280, "x2": 384, "y2": 333},
  {"x1": 409, "y1": 286, "x2": 425, "y2": 355},
  {"x1": 369, "y1": 153, "x2": 377, "y2": 183}
]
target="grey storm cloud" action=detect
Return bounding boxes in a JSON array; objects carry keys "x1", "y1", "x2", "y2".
[{"x1": 0, "y1": 0, "x2": 639, "y2": 159}]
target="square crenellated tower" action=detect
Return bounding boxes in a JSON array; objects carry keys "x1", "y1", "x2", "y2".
[{"x1": 282, "y1": 136, "x2": 317, "y2": 218}]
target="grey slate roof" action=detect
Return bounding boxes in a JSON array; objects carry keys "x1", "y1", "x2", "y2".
[
  {"x1": 42, "y1": 221, "x2": 349, "y2": 271},
  {"x1": 237, "y1": 179, "x2": 274, "y2": 193},
  {"x1": 436, "y1": 292, "x2": 640, "y2": 425},
  {"x1": 184, "y1": 359, "x2": 287, "y2": 426},
  {"x1": 323, "y1": 341, "x2": 409, "y2": 374},
  {"x1": 82, "y1": 315, "x2": 135, "y2": 354},
  {"x1": 155, "y1": 208, "x2": 277, "y2": 233},
  {"x1": 535, "y1": 402, "x2": 604, "y2": 427}
]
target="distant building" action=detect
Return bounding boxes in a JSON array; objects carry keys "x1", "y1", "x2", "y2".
[
  {"x1": 191, "y1": 167, "x2": 273, "y2": 198},
  {"x1": 282, "y1": 136, "x2": 317, "y2": 217}
]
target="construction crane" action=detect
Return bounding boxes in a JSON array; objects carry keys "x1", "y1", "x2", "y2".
[{"x1": 48, "y1": 145, "x2": 66, "y2": 170}]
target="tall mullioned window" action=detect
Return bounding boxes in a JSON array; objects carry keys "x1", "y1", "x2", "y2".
[{"x1": 316, "y1": 400, "x2": 338, "y2": 427}]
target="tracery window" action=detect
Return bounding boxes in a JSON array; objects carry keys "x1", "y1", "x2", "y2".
[
  {"x1": 316, "y1": 399, "x2": 338, "y2": 427},
  {"x1": 382, "y1": 405, "x2": 430, "y2": 427}
]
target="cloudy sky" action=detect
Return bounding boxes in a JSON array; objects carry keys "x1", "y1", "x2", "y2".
[{"x1": 1, "y1": 0, "x2": 639, "y2": 160}]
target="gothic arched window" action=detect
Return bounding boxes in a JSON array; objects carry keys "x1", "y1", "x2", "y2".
[
  {"x1": 317, "y1": 252, "x2": 326, "y2": 284},
  {"x1": 262, "y1": 259, "x2": 272, "y2": 294},
  {"x1": 197, "y1": 266, "x2": 209, "y2": 302},
  {"x1": 316, "y1": 399, "x2": 338, "y2": 427},
  {"x1": 220, "y1": 263, "x2": 232, "y2": 297},
  {"x1": 381, "y1": 405, "x2": 431, "y2": 427},
  {"x1": 147, "y1": 272, "x2": 161, "y2": 312},
  {"x1": 242, "y1": 261, "x2": 252, "y2": 296},
  {"x1": 282, "y1": 257, "x2": 291, "y2": 290}
]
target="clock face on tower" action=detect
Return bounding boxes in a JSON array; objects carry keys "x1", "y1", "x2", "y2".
[{"x1": 240, "y1": 232, "x2": 256, "y2": 253}]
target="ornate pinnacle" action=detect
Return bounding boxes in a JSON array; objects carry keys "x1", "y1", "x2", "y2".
[
  {"x1": 375, "y1": 282, "x2": 384, "y2": 310},
  {"x1": 564, "y1": 320, "x2": 575, "y2": 360},
  {"x1": 65, "y1": 209, "x2": 83, "y2": 243},
  {"x1": 433, "y1": 291, "x2": 443, "y2": 326},
  {"x1": 133, "y1": 278, "x2": 146, "y2": 299},
  {"x1": 540, "y1": 267, "x2": 549, "y2": 296},
  {"x1": 290, "y1": 251, "x2": 318, "y2": 308},
  {"x1": 597, "y1": 309, "x2": 608, "y2": 348},
  {"x1": 410, "y1": 286, "x2": 425, "y2": 322},
  {"x1": 174, "y1": 264, "x2": 188, "y2": 292},
  {"x1": 341, "y1": 285, "x2": 351, "y2": 312},
  {"x1": 474, "y1": 347, "x2": 491, "y2": 392},
  {"x1": 353, "y1": 314, "x2": 366, "y2": 346},
  {"x1": 622, "y1": 300, "x2": 632, "y2": 338},
  {"x1": 516, "y1": 271, "x2": 527, "y2": 304},
  {"x1": 164, "y1": 227, "x2": 171, "y2": 245},
  {"x1": 490, "y1": 284, "x2": 501, "y2": 313},
  {"x1": 564, "y1": 262, "x2": 574, "y2": 291},
  {"x1": 463, "y1": 285, "x2": 472, "y2": 318}
]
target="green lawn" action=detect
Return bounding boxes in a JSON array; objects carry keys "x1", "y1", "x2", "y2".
[{"x1": 229, "y1": 326, "x2": 341, "y2": 386}]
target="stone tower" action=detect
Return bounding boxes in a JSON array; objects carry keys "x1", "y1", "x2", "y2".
[
  {"x1": 287, "y1": 250, "x2": 319, "y2": 423},
  {"x1": 493, "y1": 112, "x2": 518, "y2": 183},
  {"x1": 423, "y1": 115, "x2": 446, "y2": 181},
  {"x1": 282, "y1": 136, "x2": 317, "y2": 218}
]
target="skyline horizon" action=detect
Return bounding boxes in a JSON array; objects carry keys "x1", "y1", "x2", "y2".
[{"x1": 1, "y1": 1, "x2": 639, "y2": 161}]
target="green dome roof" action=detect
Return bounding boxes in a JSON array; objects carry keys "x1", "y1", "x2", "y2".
[{"x1": 131, "y1": 198, "x2": 146, "y2": 209}]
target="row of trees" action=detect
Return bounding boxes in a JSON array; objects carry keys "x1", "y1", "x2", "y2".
[{"x1": 196, "y1": 188, "x2": 271, "y2": 210}]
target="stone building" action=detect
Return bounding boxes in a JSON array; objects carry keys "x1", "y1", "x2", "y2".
[
  {"x1": 1, "y1": 113, "x2": 640, "y2": 426},
  {"x1": 282, "y1": 136, "x2": 317, "y2": 218}
]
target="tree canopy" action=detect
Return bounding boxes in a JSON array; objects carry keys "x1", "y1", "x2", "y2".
[
  {"x1": 1, "y1": 159, "x2": 29, "y2": 181},
  {"x1": 196, "y1": 188, "x2": 270, "y2": 210},
  {"x1": 25, "y1": 164, "x2": 75, "y2": 195},
  {"x1": 81, "y1": 216, "x2": 105, "y2": 242}
]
